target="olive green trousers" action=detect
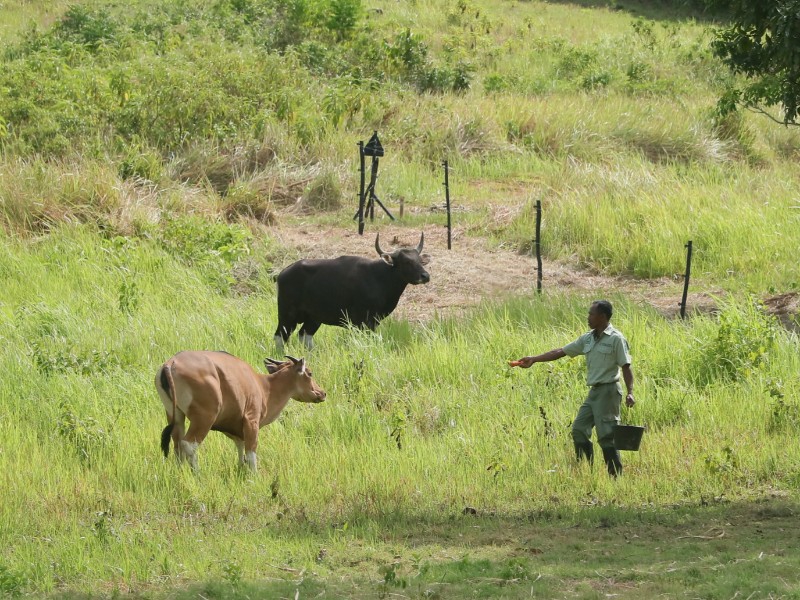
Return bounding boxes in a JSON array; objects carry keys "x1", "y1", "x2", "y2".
[{"x1": 571, "y1": 381, "x2": 622, "y2": 449}]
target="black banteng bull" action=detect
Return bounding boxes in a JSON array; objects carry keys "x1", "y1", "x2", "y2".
[{"x1": 274, "y1": 232, "x2": 431, "y2": 350}]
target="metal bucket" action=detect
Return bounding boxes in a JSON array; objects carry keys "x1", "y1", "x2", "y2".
[{"x1": 613, "y1": 424, "x2": 645, "y2": 451}]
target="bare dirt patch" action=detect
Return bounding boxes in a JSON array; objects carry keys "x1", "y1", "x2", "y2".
[
  {"x1": 763, "y1": 292, "x2": 800, "y2": 332},
  {"x1": 265, "y1": 222, "x2": 771, "y2": 324}
]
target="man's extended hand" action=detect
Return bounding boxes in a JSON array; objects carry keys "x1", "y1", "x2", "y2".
[
  {"x1": 509, "y1": 349, "x2": 565, "y2": 368},
  {"x1": 625, "y1": 393, "x2": 635, "y2": 408},
  {"x1": 509, "y1": 356, "x2": 534, "y2": 368}
]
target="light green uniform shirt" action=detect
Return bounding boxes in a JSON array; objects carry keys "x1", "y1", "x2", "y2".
[{"x1": 562, "y1": 325, "x2": 632, "y2": 387}]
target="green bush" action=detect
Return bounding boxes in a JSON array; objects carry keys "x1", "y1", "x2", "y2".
[
  {"x1": 769, "y1": 399, "x2": 800, "y2": 432},
  {"x1": 581, "y1": 71, "x2": 612, "y2": 90},
  {"x1": 0, "y1": 53, "x2": 116, "y2": 155},
  {"x1": 696, "y1": 296, "x2": 780, "y2": 384},
  {"x1": 555, "y1": 46, "x2": 597, "y2": 79},
  {"x1": 142, "y1": 215, "x2": 253, "y2": 293},
  {"x1": 157, "y1": 215, "x2": 252, "y2": 266},
  {"x1": 384, "y1": 28, "x2": 429, "y2": 75},
  {"x1": 55, "y1": 5, "x2": 121, "y2": 51},
  {"x1": 325, "y1": 0, "x2": 362, "y2": 42},
  {"x1": 0, "y1": 563, "x2": 26, "y2": 597},
  {"x1": 32, "y1": 343, "x2": 116, "y2": 376},
  {"x1": 484, "y1": 73, "x2": 513, "y2": 94},
  {"x1": 57, "y1": 400, "x2": 112, "y2": 466}
]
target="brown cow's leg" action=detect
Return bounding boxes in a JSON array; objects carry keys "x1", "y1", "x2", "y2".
[
  {"x1": 172, "y1": 412, "x2": 187, "y2": 463},
  {"x1": 242, "y1": 419, "x2": 260, "y2": 472},
  {"x1": 179, "y1": 440, "x2": 199, "y2": 470},
  {"x1": 180, "y1": 384, "x2": 224, "y2": 471},
  {"x1": 183, "y1": 413, "x2": 217, "y2": 472},
  {"x1": 222, "y1": 433, "x2": 247, "y2": 467}
]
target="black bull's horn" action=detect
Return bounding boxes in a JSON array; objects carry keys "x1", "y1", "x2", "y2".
[{"x1": 375, "y1": 232, "x2": 424, "y2": 256}]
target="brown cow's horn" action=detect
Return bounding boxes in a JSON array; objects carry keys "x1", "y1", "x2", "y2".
[
  {"x1": 286, "y1": 355, "x2": 305, "y2": 373},
  {"x1": 375, "y1": 233, "x2": 385, "y2": 256},
  {"x1": 416, "y1": 231, "x2": 424, "y2": 253}
]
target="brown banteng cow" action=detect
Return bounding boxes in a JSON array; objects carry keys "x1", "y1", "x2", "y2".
[{"x1": 156, "y1": 351, "x2": 326, "y2": 472}]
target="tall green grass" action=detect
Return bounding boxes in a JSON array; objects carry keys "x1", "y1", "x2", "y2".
[
  {"x1": 501, "y1": 156, "x2": 800, "y2": 289},
  {"x1": 1, "y1": 223, "x2": 799, "y2": 593}
]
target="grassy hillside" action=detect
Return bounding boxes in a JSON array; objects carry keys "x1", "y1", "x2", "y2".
[
  {"x1": 1, "y1": 0, "x2": 799, "y2": 288},
  {"x1": 1, "y1": 0, "x2": 799, "y2": 596}
]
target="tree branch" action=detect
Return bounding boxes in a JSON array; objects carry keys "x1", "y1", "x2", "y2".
[{"x1": 744, "y1": 105, "x2": 800, "y2": 127}]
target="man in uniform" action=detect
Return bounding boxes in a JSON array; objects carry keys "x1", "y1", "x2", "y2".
[{"x1": 512, "y1": 300, "x2": 635, "y2": 476}]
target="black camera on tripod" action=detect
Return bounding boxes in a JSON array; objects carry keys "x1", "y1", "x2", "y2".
[{"x1": 355, "y1": 131, "x2": 394, "y2": 233}]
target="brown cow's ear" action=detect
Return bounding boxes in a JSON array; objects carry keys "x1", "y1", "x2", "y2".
[
  {"x1": 419, "y1": 253, "x2": 431, "y2": 265},
  {"x1": 295, "y1": 358, "x2": 306, "y2": 374}
]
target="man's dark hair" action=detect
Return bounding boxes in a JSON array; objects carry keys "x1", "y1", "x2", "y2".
[{"x1": 592, "y1": 300, "x2": 613, "y2": 319}]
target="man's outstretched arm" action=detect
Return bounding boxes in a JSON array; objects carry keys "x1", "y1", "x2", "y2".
[{"x1": 515, "y1": 348, "x2": 567, "y2": 368}]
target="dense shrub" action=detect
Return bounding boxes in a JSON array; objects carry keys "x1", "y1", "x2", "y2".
[
  {"x1": 0, "y1": 0, "x2": 355, "y2": 158},
  {"x1": 155, "y1": 215, "x2": 252, "y2": 266},
  {"x1": 55, "y1": 5, "x2": 122, "y2": 50},
  {"x1": 695, "y1": 296, "x2": 780, "y2": 384}
]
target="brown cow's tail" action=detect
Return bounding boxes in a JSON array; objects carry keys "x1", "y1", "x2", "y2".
[
  {"x1": 160, "y1": 362, "x2": 178, "y2": 458},
  {"x1": 160, "y1": 423, "x2": 173, "y2": 458}
]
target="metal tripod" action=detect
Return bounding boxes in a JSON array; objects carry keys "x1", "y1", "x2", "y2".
[{"x1": 355, "y1": 132, "x2": 394, "y2": 234}]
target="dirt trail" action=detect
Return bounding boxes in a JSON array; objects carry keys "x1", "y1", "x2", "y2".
[{"x1": 265, "y1": 223, "x2": 770, "y2": 325}]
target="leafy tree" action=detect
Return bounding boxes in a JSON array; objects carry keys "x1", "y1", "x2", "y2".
[
  {"x1": 711, "y1": 0, "x2": 800, "y2": 126},
  {"x1": 325, "y1": 0, "x2": 362, "y2": 42}
]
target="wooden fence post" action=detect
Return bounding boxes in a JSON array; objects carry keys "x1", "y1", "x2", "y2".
[
  {"x1": 535, "y1": 199, "x2": 543, "y2": 294},
  {"x1": 443, "y1": 160, "x2": 452, "y2": 250},
  {"x1": 679, "y1": 240, "x2": 693, "y2": 319}
]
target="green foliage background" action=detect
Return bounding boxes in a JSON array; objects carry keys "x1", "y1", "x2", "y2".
[{"x1": 0, "y1": 0, "x2": 799, "y2": 596}]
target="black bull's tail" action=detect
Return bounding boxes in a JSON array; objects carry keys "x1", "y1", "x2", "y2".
[{"x1": 159, "y1": 363, "x2": 178, "y2": 457}]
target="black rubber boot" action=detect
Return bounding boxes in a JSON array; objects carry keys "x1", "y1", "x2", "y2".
[
  {"x1": 601, "y1": 447, "x2": 623, "y2": 477},
  {"x1": 574, "y1": 442, "x2": 594, "y2": 465}
]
